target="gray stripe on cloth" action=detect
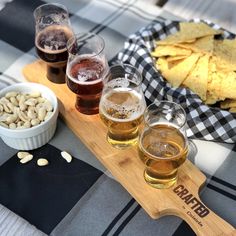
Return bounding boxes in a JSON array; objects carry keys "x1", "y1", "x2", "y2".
[
  {"x1": 200, "y1": 185, "x2": 236, "y2": 228},
  {"x1": 200, "y1": 146, "x2": 236, "y2": 227},
  {"x1": 0, "y1": 40, "x2": 23, "y2": 72},
  {"x1": 69, "y1": 0, "x2": 168, "y2": 61},
  {"x1": 88, "y1": 0, "x2": 136, "y2": 33},
  {"x1": 0, "y1": 50, "x2": 37, "y2": 89},
  {"x1": 49, "y1": 118, "x2": 106, "y2": 174},
  {"x1": 51, "y1": 174, "x2": 182, "y2": 236},
  {"x1": 117, "y1": 209, "x2": 182, "y2": 236},
  {"x1": 211, "y1": 145, "x2": 236, "y2": 186},
  {"x1": 102, "y1": 199, "x2": 140, "y2": 235},
  {"x1": 68, "y1": 0, "x2": 138, "y2": 61},
  {"x1": 44, "y1": 0, "x2": 91, "y2": 14},
  {"x1": 70, "y1": 15, "x2": 126, "y2": 61},
  {"x1": 0, "y1": 138, "x2": 17, "y2": 166},
  {"x1": 0, "y1": 204, "x2": 46, "y2": 236},
  {"x1": 71, "y1": 0, "x2": 163, "y2": 37},
  {"x1": 102, "y1": 0, "x2": 162, "y2": 20},
  {"x1": 210, "y1": 178, "x2": 236, "y2": 198}
]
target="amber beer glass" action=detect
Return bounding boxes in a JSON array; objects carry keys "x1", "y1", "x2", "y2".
[
  {"x1": 99, "y1": 64, "x2": 146, "y2": 149},
  {"x1": 66, "y1": 33, "x2": 109, "y2": 115},
  {"x1": 34, "y1": 3, "x2": 73, "y2": 83},
  {"x1": 138, "y1": 101, "x2": 188, "y2": 189}
]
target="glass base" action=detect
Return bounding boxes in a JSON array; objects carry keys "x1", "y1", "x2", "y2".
[
  {"x1": 46, "y1": 64, "x2": 66, "y2": 84},
  {"x1": 144, "y1": 171, "x2": 177, "y2": 189},
  {"x1": 75, "y1": 104, "x2": 99, "y2": 115},
  {"x1": 107, "y1": 135, "x2": 138, "y2": 149},
  {"x1": 75, "y1": 95, "x2": 100, "y2": 115}
]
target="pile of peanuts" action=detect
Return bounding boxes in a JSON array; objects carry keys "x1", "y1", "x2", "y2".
[{"x1": 0, "y1": 91, "x2": 53, "y2": 129}]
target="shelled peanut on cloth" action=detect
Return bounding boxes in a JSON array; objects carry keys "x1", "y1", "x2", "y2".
[{"x1": 151, "y1": 22, "x2": 236, "y2": 112}]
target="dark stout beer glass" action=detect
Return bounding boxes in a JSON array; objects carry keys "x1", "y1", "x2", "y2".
[
  {"x1": 66, "y1": 33, "x2": 109, "y2": 115},
  {"x1": 34, "y1": 3, "x2": 73, "y2": 83}
]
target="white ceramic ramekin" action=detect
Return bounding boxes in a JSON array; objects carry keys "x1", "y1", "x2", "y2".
[{"x1": 0, "y1": 82, "x2": 59, "y2": 150}]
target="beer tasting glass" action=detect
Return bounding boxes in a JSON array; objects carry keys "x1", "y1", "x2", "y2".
[
  {"x1": 66, "y1": 33, "x2": 109, "y2": 115},
  {"x1": 34, "y1": 3, "x2": 73, "y2": 83},
  {"x1": 138, "y1": 101, "x2": 188, "y2": 189},
  {"x1": 99, "y1": 64, "x2": 146, "y2": 149}
]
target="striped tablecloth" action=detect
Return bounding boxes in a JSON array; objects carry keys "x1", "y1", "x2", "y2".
[{"x1": 0, "y1": 0, "x2": 235, "y2": 235}]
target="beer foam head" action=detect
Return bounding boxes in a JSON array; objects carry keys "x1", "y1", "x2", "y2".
[
  {"x1": 100, "y1": 89, "x2": 146, "y2": 122},
  {"x1": 107, "y1": 78, "x2": 130, "y2": 89},
  {"x1": 36, "y1": 25, "x2": 73, "y2": 53},
  {"x1": 76, "y1": 68, "x2": 100, "y2": 82},
  {"x1": 67, "y1": 55, "x2": 106, "y2": 84}
]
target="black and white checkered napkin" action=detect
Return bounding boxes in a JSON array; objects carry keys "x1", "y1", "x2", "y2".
[{"x1": 117, "y1": 19, "x2": 236, "y2": 143}]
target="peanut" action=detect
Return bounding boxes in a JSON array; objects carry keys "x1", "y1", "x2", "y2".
[
  {"x1": 17, "y1": 151, "x2": 31, "y2": 159},
  {"x1": 38, "y1": 107, "x2": 47, "y2": 121},
  {"x1": 5, "y1": 91, "x2": 18, "y2": 98},
  {"x1": 61, "y1": 151, "x2": 72, "y2": 163},
  {"x1": 9, "y1": 123, "x2": 17, "y2": 129},
  {"x1": 20, "y1": 154, "x2": 33, "y2": 164},
  {"x1": 37, "y1": 158, "x2": 49, "y2": 166}
]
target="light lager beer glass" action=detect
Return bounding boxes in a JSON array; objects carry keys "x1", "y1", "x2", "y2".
[
  {"x1": 99, "y1": 64, "x2": 146, "y2": 149},
  {"x1": 138, "y1": 101, "x2": 188, "y2": 189}
]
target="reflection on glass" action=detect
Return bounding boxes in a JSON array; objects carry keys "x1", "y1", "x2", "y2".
[
  {"x1": 34, "y1": 3, "x2": 73, "y2": 83},
  {"x1": 99, "y1": 64, "x2": 146, "y2": 149},
  {"x1": 138, "y1": 101, "x2": 188, "y2": 189}
]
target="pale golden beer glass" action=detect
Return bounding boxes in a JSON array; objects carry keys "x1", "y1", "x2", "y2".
[
  {"x1": 138, "y1": 101, "x2": 188, "y2": 189},
  {"x1": 99, "y1": 64, "x2": 146, "y2": 149}
]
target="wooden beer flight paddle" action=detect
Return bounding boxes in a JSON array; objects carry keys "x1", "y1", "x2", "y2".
[{"x1": 23, "y1": 60, "x2": 235, "y2": 235}]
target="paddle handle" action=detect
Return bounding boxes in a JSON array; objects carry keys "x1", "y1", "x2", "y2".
[{"x1": 172, "y1": 184, "x2": 235, "y2": 235}]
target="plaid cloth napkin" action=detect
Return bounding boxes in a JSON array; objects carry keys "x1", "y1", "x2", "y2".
[
  {"x1": 117, "y1": 19, "x2": 236, "y2": 143},
  {"x1": 0, "y1": 0, "x2": 235, "y2": 236}
]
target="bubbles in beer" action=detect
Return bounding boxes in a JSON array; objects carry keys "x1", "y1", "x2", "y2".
[
  {"x1": 147, "y1": 142, "x2": 180, "y2": 158},
  {"x1": 68, "y1": 56, "x2": 105, "y2": 83},
  {"x1": 40, "y1": 29, "x2": 67, "y2": 50},
  {"x1": 108, "y1": 78, "x2": 130, "y2": 88},
  {"x1": 38, "y1": 12, "x2": 68, "y2": 27},
  {"x1": 100, "y1": 89, "x2": 145, "y2": 122},
  {"x1": 36, "y1": 25, "x2": 72, "y2": 51}
]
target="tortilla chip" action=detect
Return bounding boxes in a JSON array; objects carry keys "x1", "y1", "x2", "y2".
[
  {"x1": 166, "y1": 55, "x2": 189, "y2": 62},
  {"x1": 220, "y1": 99, "x2": 236, "y2": 109},
  {"x1": 157, "y1": 22, "x2": 221, "y2": 46},
  {"x1": 203, "y1": 59, "x2": 224, "y2": 104},
  {"x1": 157, "y1": 53, "x2": 201, "y2": 87},
  {"x1": 220, "y1": 71, "x2": 236, "y2": 99},
  {"x1": 207, "y1": 71, "x2": 224, "y2": 101},
  {"x1": 214, "y1": 39, "x2": 236, "y2": 71},
  {"x1": 183, "y1": 54, "x2": 209, "y2": 100},
  {"x1": 208, "y1": 57, "x2": 217, "y2": 74},
  {"x1": 151, "y1": 45, "x2": 192, "y2": 57},
  {"x1": 179, "y1": 22, "x2": 222, "y2": 38},
  {"x1": 229, "y1": 107, "x2": 236, "y2": 113},
  {"x1": 176, "y1": 35, "x2": 214, "y2": 54},
  {"x1": 157, "y1": 32, "x2": 196, "y2": 45},
  {"x1": 205, "y1": 92, "x2": 220, "y2": 105}
]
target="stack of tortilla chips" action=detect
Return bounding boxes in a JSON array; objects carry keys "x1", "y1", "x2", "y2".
[{"x1": 152, "y1": 22, "x2": 236, "y2": 113}]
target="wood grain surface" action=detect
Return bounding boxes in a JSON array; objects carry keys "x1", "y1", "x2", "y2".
[{"x1": 23, "y1": 60, "x2": 235, "y2": 235}]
